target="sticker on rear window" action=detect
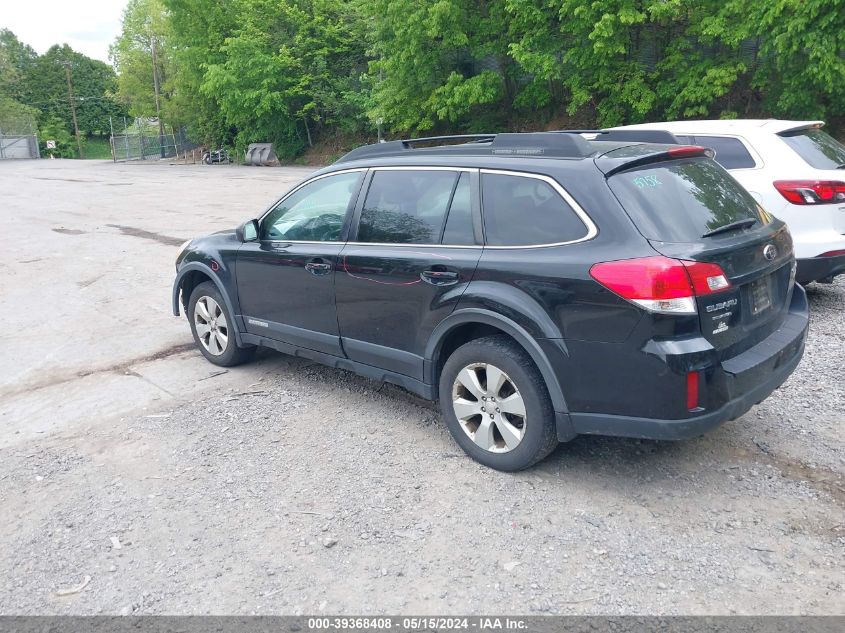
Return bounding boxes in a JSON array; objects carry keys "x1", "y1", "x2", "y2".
[{"x1": 632, "y1": 175, "x2": 662, "y2": 189}]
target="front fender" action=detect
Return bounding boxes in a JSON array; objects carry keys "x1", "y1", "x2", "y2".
[{"x1": 172, "y1": 261, "x2": 245, "y2": 347}]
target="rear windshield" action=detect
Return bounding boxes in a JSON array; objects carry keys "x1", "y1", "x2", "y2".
[
  {"x1": 779, "y1": 128, "x2": 845, "y2": 170},
  {"x1": 608, "y1": 158, "x2": 768, "y2": 242}
]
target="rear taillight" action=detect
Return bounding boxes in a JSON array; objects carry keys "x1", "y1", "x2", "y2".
[
  {"x1": 589, "y1": 256, "x2": 731, "y2": 315},
  {"x1": 818, "y1": 249, "x2": 845, "y2": 258},
  {"x1": 773, "y1": 180, "x2": 845, "y2": 205},
  {"x1": 683, "y1": 260, "x2": 731, "y2": 294}
]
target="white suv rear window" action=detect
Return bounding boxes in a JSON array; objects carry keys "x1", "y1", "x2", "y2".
[{"x1": 779, "y1": 128, "x2": 845, "y2": 170}]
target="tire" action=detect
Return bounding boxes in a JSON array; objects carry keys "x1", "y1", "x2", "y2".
[
  {"x1": 187, "y1": 281, "x2": 254, "y2": 367},
  {"x1": 203, "y1": 154, "x2": 211, "y2": 165},
  {"x1": 439, "y1": 335, "x2": 558, "y2": 471}
]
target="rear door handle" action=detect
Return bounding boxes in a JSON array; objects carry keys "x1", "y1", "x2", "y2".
[
  {"x1": 305, "y1": 259, "x2": 332, "y2": 276},
  {"x1": 421, "y1": 268, "x2": 459, "y2": 286}
]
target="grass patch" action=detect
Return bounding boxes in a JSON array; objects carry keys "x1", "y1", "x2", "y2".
[{"x1": 81, "y1": 136, "x2": 114, "y2": 160}]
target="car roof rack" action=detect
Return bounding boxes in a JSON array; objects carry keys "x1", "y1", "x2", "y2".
[
  {"x1": 336, "y1": 132, "x2": 594, "y2": 163},
  {"x1": 490, "y1": 132, "x2": 593, "y2": 156},
  {"x1": 335, "y1": 129, "x2": 679, "y2": 164}
]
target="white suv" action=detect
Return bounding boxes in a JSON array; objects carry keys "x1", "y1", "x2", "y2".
[{"x1": 611, "y1": 120, "x2": 845, "y2": 284}]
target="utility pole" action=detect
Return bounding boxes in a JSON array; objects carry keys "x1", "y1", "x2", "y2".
[
  {"x1": 62, "y1": 62, "x2": 84, "y2": 159},
  {"x1": 377, "y1": 66, "x2": 384, "y2": 143},
  {"x1": 109, "y1": 116, "x2": 116, "y2": 162},
  {"x1": 151, "y1": 37, "x2": 165, "y2": 158}
]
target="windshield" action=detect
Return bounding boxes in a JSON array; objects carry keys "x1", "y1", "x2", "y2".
[
  {"x1": 608, "y1": 158, "x2": 769, "y2": 242},
  {"x1": 779, "y1": 127, "x2": 845, "y2": 170}
]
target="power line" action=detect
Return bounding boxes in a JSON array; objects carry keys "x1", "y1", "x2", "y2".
[{"x1": 20, "y1": 95, "x2": 124, "y2": 106}]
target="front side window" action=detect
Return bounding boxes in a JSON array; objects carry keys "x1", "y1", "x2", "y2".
[
  {"x1": 261, "y1": 171, "x2": 362, "y2": 241},
  {"x1": 481, "y1": 173, "x2": 589, "y2": 246},
  {"x1": 358, "y1": 170, "x2": 459, "y2": 244},
  {"x1": 695, "y1": 136, "x2": 756, "y2": 169}
]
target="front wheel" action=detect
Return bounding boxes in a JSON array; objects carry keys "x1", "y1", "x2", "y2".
[
  {"x1": 203, "y1": 154, "x2": 211, "y2": 165},
  {"x1": 187, "y1": 282, "x2": 254, "y2": 367},
  {"x1": 439, "y1": 335, "x2": 558, "y2": 471}
]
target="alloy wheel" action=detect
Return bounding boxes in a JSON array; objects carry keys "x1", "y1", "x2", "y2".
[
  {"x1": 451, "y1": 362, "x2": 526, "y2": 453},
  {"x1": 194, "y1": 296, "x2": 228, "y2": 355}
]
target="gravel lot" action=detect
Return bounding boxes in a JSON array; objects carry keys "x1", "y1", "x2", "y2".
[{"x1": 1, "y1": 161, "x2": 843, "y2": 616}]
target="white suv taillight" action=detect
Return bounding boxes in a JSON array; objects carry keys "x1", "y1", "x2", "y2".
[
  {"x1": 773, "y1": 180, "x2": 845, "y2": 205},
  {"x1": 590, "y1": 256, "x2": 732, "y2": 315}
]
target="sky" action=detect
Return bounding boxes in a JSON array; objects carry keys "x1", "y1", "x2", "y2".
[{"x1": 2, "y1": 0, "x2": 128, "y2": 64}]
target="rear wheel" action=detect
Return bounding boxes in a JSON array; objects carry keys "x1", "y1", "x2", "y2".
[
  {"x1": 439, "y1": 335, "x2": 558, "y2": 471},
  {"x1": 188, "y1": 282, "x2": 254, "y2": 367}
]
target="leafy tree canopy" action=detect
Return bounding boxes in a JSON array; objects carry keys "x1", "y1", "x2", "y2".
[
  {"x1": 110, "y1": 0, "x2": 174, "y2": 119},
  {"x1": 1, "y1": 32, "x2": 128, "y2": 139},
  {"x1": 11, "y1": 1, "x2": 845, "y2": 159},
  {"x1": 150, "y1": 0, "x2": 845, "y2": 155},
  {"x1": 22, "y1": 44, "x2": 127, "y2": 135}
]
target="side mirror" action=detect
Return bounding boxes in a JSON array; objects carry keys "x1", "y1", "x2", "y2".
[{"x1": 236, "y1": 219, "x2": 259, "y2": 242}]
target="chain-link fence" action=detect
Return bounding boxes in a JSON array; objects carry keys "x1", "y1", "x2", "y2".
[
  {"x1": 111, "y1": 123, "x2": 196, "y2": 162},
  {"x1": 0, "y1": 134, "x2": 40, "y2": 159},
  {"x1": 0, "y1": 119, "x2": 40, "y2": 159}
]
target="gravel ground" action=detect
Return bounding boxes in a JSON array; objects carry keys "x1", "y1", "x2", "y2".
[{"x1": 1, "y1": 280, "x2": 842, "y2": 616}]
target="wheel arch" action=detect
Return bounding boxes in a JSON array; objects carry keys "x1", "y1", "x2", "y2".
[
  {"x1": 425, "y1": 309, "x2": 569, "y2": 414},
  {"x1": 172, "y1": 262, "x2": 245, "y2": 347}
]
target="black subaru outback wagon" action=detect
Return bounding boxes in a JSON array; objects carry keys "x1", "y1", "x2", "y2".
[{"x1": 172, "y1": 132, "x2": 808, "y2": 471}]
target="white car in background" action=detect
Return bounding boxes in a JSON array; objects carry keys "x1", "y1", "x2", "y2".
[{"x1": 611, "y1": 120, "x2": 845, "y2": 284}]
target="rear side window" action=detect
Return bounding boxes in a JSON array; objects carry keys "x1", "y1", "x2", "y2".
[
  {"x1": 358, "y1": 170, "x2": 458, "y2": 244},
  {"x1": 608, "y1": 158, "x2": 768, "y2": 242},
  {"x1": 481, "y1": 173, "x2": 588, "y2": 246},
  {"x1": 694, "y1": 136, "x2": 756, "y2": 169},
  {"x1": 779, "y1": 128, "x2": 845, "y2": 170}
]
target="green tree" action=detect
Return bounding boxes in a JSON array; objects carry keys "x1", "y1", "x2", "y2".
[
  {"x1": 21, "y1": 44, "x2": 127, "y2": 136},
  {"x1": 163, "y1": 0, "x2": 239, "y2": 144},
  {"x1": 110, "y1": 0, "x2": 174, "y2": 120},
  {"x1": 195, "y1": 0, "x2": 368, "y2": 156},
  {"x1": 505, "y1": 1, "x2": 743, "y2": 126},
  {"x1": 707, "y1": 0, "x2": 845, "y2": 120},
  {"x1": 0, "y1": 29, "x2": 39, "y2": 134},
  {"x1": 0, "y1": 29, "x2": 38, "y2": 102},
  {"x1": 129, "y1": 0, "x2": 845, "y2": 157},
  {"x1": 38, "y1": 115, "x2": 76, "y2": 158},
  {"x1": 361, "y1": 0, "x2": 507, "y2": 133},
  {"x1": 0, "y1": 94, "x2": 39, "y2": 135}
]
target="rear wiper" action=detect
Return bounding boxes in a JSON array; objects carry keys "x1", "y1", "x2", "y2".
[{"x1": 702, "y1": 218, "x2": 758, "y2": 238}]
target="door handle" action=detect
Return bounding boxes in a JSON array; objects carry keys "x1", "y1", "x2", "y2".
[
  {"x1": 421, "y1": 268, "x2": 459, "y2": 286},
  {"x1": 305, "y1": 260, "x2": 332, "y2": 276}
]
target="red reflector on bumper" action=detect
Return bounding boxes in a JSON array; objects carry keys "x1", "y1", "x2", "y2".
[{"x1": 687, "y1": 371, "x2": 700, "y2": 411}]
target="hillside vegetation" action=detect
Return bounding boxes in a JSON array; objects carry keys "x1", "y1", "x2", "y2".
[{"x1": 7, "y1": 1, "x2": 844, "y2": 160}]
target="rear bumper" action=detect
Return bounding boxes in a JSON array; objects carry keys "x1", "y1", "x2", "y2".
[
  {"x1": 796, "y1": 253, "x2": 845, "y2": 283},
  {"x1": 562, "y1": 286, "x2": 809, "y2": 441}
]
